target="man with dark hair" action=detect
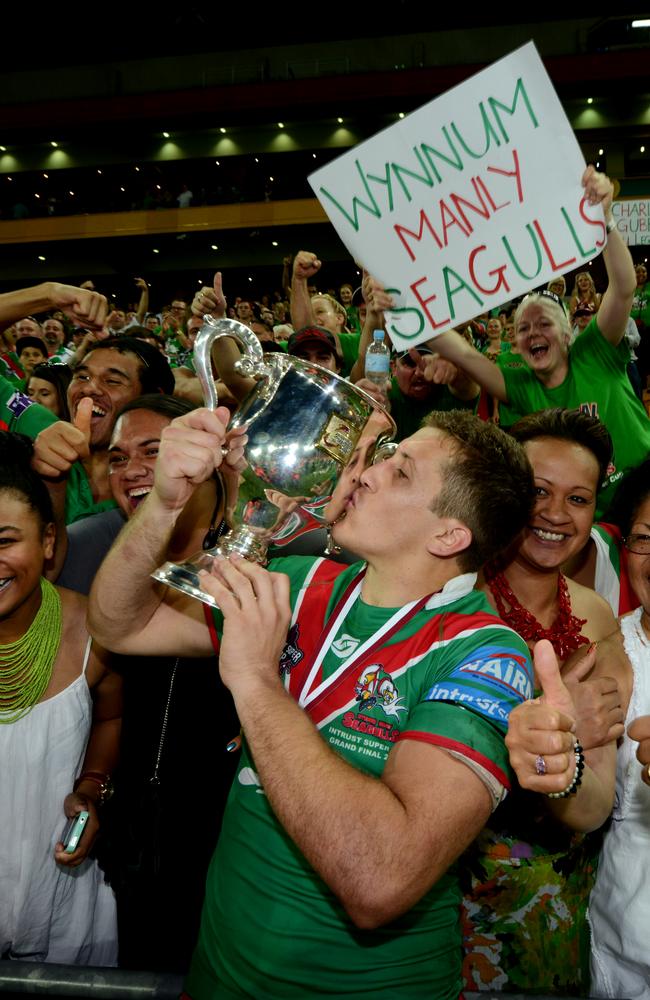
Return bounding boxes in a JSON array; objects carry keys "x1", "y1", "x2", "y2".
[
  {"x1": 32, "y1": 337, "x2": 174, "y2": 523},
  {"x1": 89, "y1": 405, "x2": 537, "y2": 999},
  {"x1": 287, "y1": 325, "x2": 342, "y2": 372}
]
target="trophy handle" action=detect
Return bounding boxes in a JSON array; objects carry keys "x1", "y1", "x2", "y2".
[{"x1": 194, "y1": 315, "x2": 266, "y2": 410}]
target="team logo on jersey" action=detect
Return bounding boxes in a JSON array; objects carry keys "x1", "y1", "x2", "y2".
[
  {"x1": 6, "y1": 391, "x2": 33, "y2": 418},
  {"x1": 278, "y1": 623, "x2": 303, "y2": 675},
  {"x1": 331, "y1": 633, "x2": 361, "y2": 658},
  {"x1": 354, "y1": 665, "x2": 406, "y2": 719}
]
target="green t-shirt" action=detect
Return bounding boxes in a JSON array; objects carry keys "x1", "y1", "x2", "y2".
[
  {"x1": 388, "y1": 378, "x2": 477, "y2": 441},
  {"x1": 631, "y1": 284, "x2": 650, "y2": 328},
  {"x1": 501, "y1": 317, "x2": 650, "y2": 516},
  {"x1": 187, "y1": 556, "x2": 532, "y2": 1000},
  {"x1": 337, "y1": 331, "x2": 361, "y2": 377}
]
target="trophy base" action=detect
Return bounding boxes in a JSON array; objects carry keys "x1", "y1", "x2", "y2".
[{"x1": 151, "y1": 528, "x2": 268, "y2": 608}]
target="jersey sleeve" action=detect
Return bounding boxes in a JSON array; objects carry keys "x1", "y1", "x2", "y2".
[
  {"x1": 0, "y1": 375, "x2": 59, "y2": 436},
  {"x1": 399, "y1": 624, "x2": 533, "y2": 798}
]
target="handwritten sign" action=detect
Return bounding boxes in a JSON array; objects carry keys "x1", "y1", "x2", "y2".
[
  {"x1": 612, "y1": 199, "x2": 650, "y2": 245},
  {"x1": 309, "y1": 42, "x2": 605, "y2": 351}
]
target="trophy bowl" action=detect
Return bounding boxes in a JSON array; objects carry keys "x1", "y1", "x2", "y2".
[{"x1": 152, "y1": 316, "x2": 395, "y2": 608}]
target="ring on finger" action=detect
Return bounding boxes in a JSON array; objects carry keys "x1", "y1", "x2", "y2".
[{"x1": 535, "y1": 754, "x2": 547, "y2": 776}]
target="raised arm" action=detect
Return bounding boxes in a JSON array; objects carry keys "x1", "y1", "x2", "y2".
[
  {"x1": 200, "y1": 557, "x2": 493, "y2": 929},
  {"x1": 425, "y1": 329, "x2": 507, "y2": 401},
  {"x1": 0, "y1": 281, "x2": 107, "y2": 329},
  {"x1": 192, "y1": 272, "x2": 255, "y2": 404},
  {"x1": 582, "y1": 167, "x2": 638, "y2": 346},
  {"x1": 87, "y1": 406, "x2": 241, "y2": 657},
  {"x1": 134, "y1": 277, "x2": 149, "y2": 324},
  {"x1": 289, "y1": 250, "x2": 321, "y2": 331},
  {"x1": 349, "y1": 272, "x2": 389, "y2": 384}
]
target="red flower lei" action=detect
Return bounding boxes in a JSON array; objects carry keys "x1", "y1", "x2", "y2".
[{"x1": 485, "y1": 565, "x2": 589, "y2": 660}]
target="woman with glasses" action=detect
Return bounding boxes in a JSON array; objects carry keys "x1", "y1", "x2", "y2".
[
  {"x1": 584, "y1": 458, "x2": 650, "y2": 998},
  {"x1": 420, "y1": 167, "x2": 648, "y2": 517}
]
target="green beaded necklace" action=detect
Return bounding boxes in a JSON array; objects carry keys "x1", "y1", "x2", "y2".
[{"x1": 0, "y1": 578, "x2": 62, "y2": 724}]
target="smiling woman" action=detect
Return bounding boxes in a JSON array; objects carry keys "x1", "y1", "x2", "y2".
[
  {"x1": 462, "y1": 407, "x2": 622, "y2": 995},
  {"x1": 0, "y1": 431, "x2": 120, "y2": 966}
]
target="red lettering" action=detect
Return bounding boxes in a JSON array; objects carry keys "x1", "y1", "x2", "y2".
[
  {"x1": 579, "y1": 196, "x2": 607, "y2": 248},
  {"x1": 449, "y1": 182, "x2": 490, "y2": 233},
  {"x1": 394, "y1": 210, "x2": 442, "y2": 263},
  {"x1": 533, "y1": 219, "x2": 577, "y2": 271},
  {"x1": 468, "y1": 245, "x2": 511, "y2": 296},
  {"x1": 474, "y1": 175, "x2": 509, "y2": 212},
  {"x1": 410, "y1": 276, "x2": 451, "y2": 331},
  {"x1": 487, "y1": 148, "x2": 523, "y2": 204},
  {"x1": 439, "y1": 200, "x2": 472, "y2": 244}
]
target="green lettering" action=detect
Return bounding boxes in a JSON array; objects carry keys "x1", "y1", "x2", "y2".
[
  {"x1": 390, "y1": 152, "x2": 434, "y2": 203},
  {"x1": 561, "y1": 206, "x2": 597, "y2": 259},
  {"x1": 488, "y1": 77, "x2": 539, "y2": 143},
  {"x1": 365, "y1": 162, "x2": 395, "y2": 213},
  {"x1": 420, "y1": 126, "x2": 464, "y2": 184},
  {"x1": 442, "y1": 267, "x2": 484, "y2": 321},
  {"x1": 318, "y1": 160, "x2": 381, "y2": 232},
  {"x1": 501, "y1": 224, "x2": 543, "y2": 280},
  {"x1": 384, "y1": 287, "x2": 426, "y2": 340},
  {"x1": 450, "y1": 103, "x2": 502, "y2": 160}
]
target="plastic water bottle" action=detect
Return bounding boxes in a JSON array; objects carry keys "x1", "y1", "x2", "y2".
[{"x1": 364, "y1": 330, "x2": 390, "y2": 385}]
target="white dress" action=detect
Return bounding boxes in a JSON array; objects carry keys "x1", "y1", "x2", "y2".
[
  {"x1": 589, "y1": 608, "x2": 650, "y2": 998},
  {"x1": 0, "y1": 639, "x2": 117, "y2": 965}
]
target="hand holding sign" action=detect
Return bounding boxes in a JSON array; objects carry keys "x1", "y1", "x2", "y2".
[{"x1": 506, "y1": 639, "x2": 578, "y2": 794}]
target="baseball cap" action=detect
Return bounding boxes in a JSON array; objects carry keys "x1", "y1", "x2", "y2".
[
  {"x1": 393, "y1": 345, "x2": 435, "y2": 362},
  {"x1": 574, "y1": 304, "x2": 597, "y2": 318},
  {"x1": 16, "y1": 336, "x2": 48, "y2": 356},
  {"x1": 287, "y1": 326, "x2": 339, "y2": 357}
]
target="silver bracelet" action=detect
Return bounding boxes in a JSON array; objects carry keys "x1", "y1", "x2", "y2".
[
  {"x1": 547, "y1": 740, "x2": 584, "y2": 799},
  {"x1": 605, "y1": 217, "x2": 617, "y2": 233}
]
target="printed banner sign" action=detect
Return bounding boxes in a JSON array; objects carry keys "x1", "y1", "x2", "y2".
[
  {"x1": 611, "y1": 199, "x2": 650, "y2": 245},
  {"x1": 309, "y1": 42, "x2": 605, "y2": 351}
]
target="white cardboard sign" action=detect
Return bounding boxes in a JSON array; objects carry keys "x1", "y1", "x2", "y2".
[{"x1": 309, "y1": 42, "x2": 606, "y2": 351}]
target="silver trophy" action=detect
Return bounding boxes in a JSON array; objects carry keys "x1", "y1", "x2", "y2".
[{"x1": 152, "y1": 316, "x2": 395, "y2": 608}]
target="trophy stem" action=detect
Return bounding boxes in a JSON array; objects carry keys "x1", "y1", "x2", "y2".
[{"x1": 151, "y1": 527, "x2": 269, "y2": 609}]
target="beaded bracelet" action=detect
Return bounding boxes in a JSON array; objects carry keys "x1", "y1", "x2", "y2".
[{"x1": 547, "y1": 740, "x2": 584, "y2": 799}]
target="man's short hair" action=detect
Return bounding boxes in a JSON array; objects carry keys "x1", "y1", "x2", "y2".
[
  {"x1": 423, "y1": 410, "x2": 535, "y2": 572},
  {"x1": 509, "y1": 408, "x2": 613, "y2": 487},
  {"x1": 82, "y1": 336, "x2": 175, "y2": 395}
]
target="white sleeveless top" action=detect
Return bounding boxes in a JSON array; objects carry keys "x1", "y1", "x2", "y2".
[
  {"x1": 589, "y1": 608, "x2": 650, "y2": 998},
  {"x1": 0, "y1": 639, "x2": 117, "y2": 965}
]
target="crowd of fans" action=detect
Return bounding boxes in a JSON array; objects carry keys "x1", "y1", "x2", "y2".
[{"x1": 1, "y1": 164, "x2": 650, "y2": 999}]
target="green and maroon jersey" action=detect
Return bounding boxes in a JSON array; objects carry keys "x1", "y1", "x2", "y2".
[{"x1": 188, "y1": 556, "x2": 532, "y2": 1000}]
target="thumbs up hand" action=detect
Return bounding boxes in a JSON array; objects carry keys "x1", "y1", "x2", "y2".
[
  {"x1": 627, "y1": 715, "x2": 650, "y2": 787},
  {"x1": 505, "y1": 639, "x2": 579, "y2": 793},
  {"x1": 32, "y1": 397, "x2": 92, "y2": 479}
]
